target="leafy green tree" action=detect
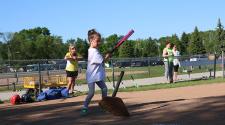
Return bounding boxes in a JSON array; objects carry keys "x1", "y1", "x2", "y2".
[
  {"x1": 188, "y1": 26, "x2": 206, "y2": 54},
  {"x1": 158, "y1": 37, "x2": 169, "y2": 55},
  {"x1": 9, "y1": 27, "x2": 65, "y2": 59},
  {"x1": 201, "y1": 30, "x2": 217, "y2": 54},
  {"x1": 133, "y1": 39, "x2": 142, "y2": 57},
  {"x1": 118, "y1": 40, "x2": 134, "y2": 57},
  {"x1": 66, "y1": 39, "x2": 76, "y2": 45},
  {"x1": 180, "y1": 32, "x2": 190, "y2": 55},
  {"x1": 0, "y1": 42, "x2": 5, "y2": 61},
  {"x1": 0, "y1": 32, "x2": 14, "y2": 60},
  {"x1": 74, "y1": 38, "x2": 89, "y2": 59},
  {"x1": 49, "y1": 36, "x2": 65, "y2": 59},
  {"x1": 143, "y1": 38, "x2": 158, "y2": 57},
  {"x1": 171, "y1": 34, "x2": 181, "y2": 51},
  {"x1": 104, "y1": 34, "x2": 120, "y2": 57},
  {"x1": 2, "y1": 19, "x2": 225, "y2": 60},
  {"x1": 215, "y1": 18, "x2": 225, "y2": 53}
]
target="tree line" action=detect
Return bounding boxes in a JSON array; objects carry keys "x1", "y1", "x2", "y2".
[{"x1": 0, "y1": 19, "x2": 225, "y2": 60}]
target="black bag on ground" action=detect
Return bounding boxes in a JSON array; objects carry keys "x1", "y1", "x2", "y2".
[{"x1": 21, "y1": 94, "x2": 33, "y2": 103}]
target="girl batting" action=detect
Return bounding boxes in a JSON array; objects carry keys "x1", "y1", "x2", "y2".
[{"x1": 81, "y1": 29, "x2": 110, "y2": 115}]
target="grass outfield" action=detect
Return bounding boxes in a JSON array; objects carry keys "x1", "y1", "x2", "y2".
[
  {"x1": 92, "y1": 77, "x2": 225, "y2": 96},
  {"x1": 118, "y1": 77, "x2": 225, "y2": 92},
  {"x1": 0, "y1": 64, "x2": 222, "y2": 92},
  {"x1": 61, "y1": 77, "x2": 225, "y2": 97},
  {"x1": 1, "y1": 77, "x2": 224, "y2": 104},
  {"x1": 104, "y1": 65, "x2": 220, "y2": 82}
]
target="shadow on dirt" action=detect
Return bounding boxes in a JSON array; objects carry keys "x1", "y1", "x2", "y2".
[{"x1": 0, "y1": 96, "x2": 225, "y2": 125}]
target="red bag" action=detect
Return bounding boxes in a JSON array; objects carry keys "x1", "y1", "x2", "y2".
[{"x1": 10, "y1": 94, "x2": 21, "y2": 105}]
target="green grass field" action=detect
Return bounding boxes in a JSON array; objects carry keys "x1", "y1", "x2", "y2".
[
  {"x1": 0, "y1": 65, "x2": 222, "y2": 92},
  {"x1": 94, "y1": 77, "x2": 225, "y2": 95},
  {"x1": 1, "y1": 77, "x2": 224, "y2": 103},
  {"x1": 105, "y1": 65, "x2": 220, "y2": 82},
  {"x1": 118, "y1": 77, "x2": 225, "y2": 92}
]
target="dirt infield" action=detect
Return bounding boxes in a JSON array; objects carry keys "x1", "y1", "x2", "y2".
[{"x1": 1, "y1": 83, "x2": 225, "y2": 125}]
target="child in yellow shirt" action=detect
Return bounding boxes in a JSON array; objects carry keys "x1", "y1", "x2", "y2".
[{"x1": 64, "y1": 44, "x2": 78, "y2": 94}]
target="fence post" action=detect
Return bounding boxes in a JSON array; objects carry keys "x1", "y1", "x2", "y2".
[
  {"x1": 7, "y1": 78, "x2": 9, "y2": 90},
  {"x1": 12, "y1": 82, "x2": 16, "y2": 91},
  {"x1": 111, "y1": 59, "x2": 115, "y2": 88},
  {"x1": 38, "y1": 61, "x2": 42, "y2": 94},
  {"x1": 148, "y1": 57, "x2": 150, "y2": 77},
  {"x1": 16, "y1": 70, "x2": 18, "y2": 84},
  {"x1": 213, "y1": 53, "x2": 216, "y2": 79},
  {"x1": 222, "y1": 51, "x2": 224, "y2": 79}
]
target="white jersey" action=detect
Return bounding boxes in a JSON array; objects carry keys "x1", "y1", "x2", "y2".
[
  {"x1": 173, "y1": 50, "x2": 180, "y2": 66},
  {"x1": 86, "y1": 48, "x2": 105, "y2": 84}
]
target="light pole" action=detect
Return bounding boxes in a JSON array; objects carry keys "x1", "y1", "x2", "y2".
[
  {"x1": 156, "y1": 41, "x2": 161, "y2": 58},
  {"x1": 7, "y1": 44, "x2": 12, "y2": 66}
]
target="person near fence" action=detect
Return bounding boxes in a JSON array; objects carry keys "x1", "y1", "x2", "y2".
[
  {"x1": 162, "y1": 41, "x2": 174, "y2": 83},
  {"x1": 64, "y1": 44, "x2": 79, "y2": 95},
  {"x1": 81, "y1": 29, "x2": 111, "y2": 115},
  {"x1": 173, "y1": 45, "x2": 181, "y2": 82}
]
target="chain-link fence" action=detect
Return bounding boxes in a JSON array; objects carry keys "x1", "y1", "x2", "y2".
[
  {"x1": 0, "y1": 54, "x2": 224, "y2": 91},
  {"x1": 0, "y1": 59, "x2": 87, "y2": 92}
]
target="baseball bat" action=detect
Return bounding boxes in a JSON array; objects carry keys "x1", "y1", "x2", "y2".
[{"x1": 110, "y1": 29, "x2": 134, "y2": 53}]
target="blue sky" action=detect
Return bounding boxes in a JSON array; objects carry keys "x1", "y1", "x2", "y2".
[{"x1": 0, "y1": 0, "x2": 225, "y2": 42}]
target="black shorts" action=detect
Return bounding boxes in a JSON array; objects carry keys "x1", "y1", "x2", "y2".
[
  {"x1": 66, "y1": 71, "x2": 78, "y2": 77},
  {"x1": 174, "y1": 65, "x2": 179, "y2": 72}
]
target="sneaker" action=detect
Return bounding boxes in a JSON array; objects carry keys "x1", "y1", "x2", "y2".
[{"x1": 81, "y1": 107, "x2": 88, "y2": 116}]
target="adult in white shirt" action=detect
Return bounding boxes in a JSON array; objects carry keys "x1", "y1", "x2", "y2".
[{"x1": 173, "y1": 45, "x2": 181, "y2": 82}]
